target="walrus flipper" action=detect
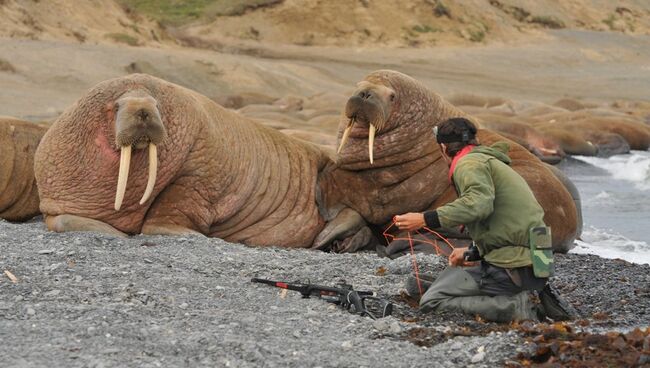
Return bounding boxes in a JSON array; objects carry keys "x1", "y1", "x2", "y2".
[
  {"x1": 45, "y1": 214, "x2": 127, "y2": 238},
  {"x1": 312, "y1": 207, "x2": 374, "y2": 252}
]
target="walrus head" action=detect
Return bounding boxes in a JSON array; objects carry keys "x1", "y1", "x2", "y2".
[
  {"x1": 113, "y1": 91, "x2": 167, "y2": 210},
  {"x1": 35, "y1": 74, "x2": 196, "y2": 234},
  {"x1": 318, "y1": 70, "x2": 471, "y2": 225},
  {"x1": 339, "y1": 80, "x2": 396, "y2": 164},
  {"x1": 336, "y1": 70, "x2": 467, "y2": 170}
]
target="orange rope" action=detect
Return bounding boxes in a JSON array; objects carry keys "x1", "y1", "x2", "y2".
[
  {"x1": 382, "y1": 222, "x2": 457, "y2": 255},
  {"x1": 383, "y1": 220, "x2": 458, "y2": 296},
  {"x1": 407, "y1": 231, "x2": 423, "y2": 296}
]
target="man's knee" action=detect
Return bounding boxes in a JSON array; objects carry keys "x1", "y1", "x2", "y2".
[{"x1": 418, "y1": 266, "x2": 480, "y2": 311}]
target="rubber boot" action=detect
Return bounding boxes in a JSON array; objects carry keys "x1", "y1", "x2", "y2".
[{"x1": 539, "y1": 283, "x2": 577, "y2": 321}]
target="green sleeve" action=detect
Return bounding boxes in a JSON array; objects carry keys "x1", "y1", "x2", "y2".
[{"x1": 436, "y1": 160, "x2": 495, "y2": 228}]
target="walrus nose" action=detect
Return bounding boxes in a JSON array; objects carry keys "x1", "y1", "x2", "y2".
[
  {"x1": 345, "y1": 96, "x2": 367, "y2": 120},
  {"x1": 137, "y1": 109, "x2": 149, "y2": 121},
  {"x1": 358, "y1": 91, "x2": 373, "y2": 100},
  {"x1": 349, "y1": 95, "x2": 364, "y2": 105}
]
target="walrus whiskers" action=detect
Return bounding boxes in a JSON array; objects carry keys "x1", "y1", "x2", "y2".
[
  {"x1": 139, "y1": 143, "x2": 157, "y2": 205},
  {"x1": 337, "y1": 118, "x2": 355, "y2": 153},
  {"x1": 114, "y1": 145, "x2": 132, "y2": 211}
]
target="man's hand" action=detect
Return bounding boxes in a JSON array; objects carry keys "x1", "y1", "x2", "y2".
[
  {"x1": 394, "y1": 213, "x2": 425, "y2": 232},
  {"x1": 449, "y1": 247, "x2": 469, "y2": 267}
]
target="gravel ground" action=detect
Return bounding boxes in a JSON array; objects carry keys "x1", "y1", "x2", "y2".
[{"x1": 1, "y1": 219, "x2": 648, "y2": 367}]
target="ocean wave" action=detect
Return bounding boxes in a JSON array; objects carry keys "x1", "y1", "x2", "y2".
[
  {"x1": 572, "y1": 226, "x2": 650, "y2": 265},
  {"x1": 574, "y1": 151, "x2": 650, "y2": 191}
]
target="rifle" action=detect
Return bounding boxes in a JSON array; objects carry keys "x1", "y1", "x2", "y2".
[{"x1": 251, "y1": 277, "x2": 393, "y2": 319}]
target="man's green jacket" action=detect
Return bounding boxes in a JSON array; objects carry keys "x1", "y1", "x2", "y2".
[{"x1": 436, "y1": 142, "x2": 546, "y2": 268}]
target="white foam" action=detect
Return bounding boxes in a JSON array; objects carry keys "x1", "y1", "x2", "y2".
[
  {"x1": 593, "y1": 191, "x2": 610, "y2": 200},
  {"x1": 574, "y1": 151, "x2": 650, "y2": 190},
  {"x1": 584, "y1": 190, "x2": 614, "y2": 206},
  {"x1": 571, "y1": 226, "x2": 650, "y2": 265}
]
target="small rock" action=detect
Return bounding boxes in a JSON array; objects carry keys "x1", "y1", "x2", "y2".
[
  {"x1": 341, "y1": 341, "x2": 353, "y2": 350},
  {"x1": 38, "y1": 249, "x2": 55, "y2": 254},
  {"x1": 26, "y1": 307, "x2": 36, "y2": 316},
  {"x1": 14, "y1": 295, "x2": 24, "y2": 302},
  {"x1": 471, "y1": 351, "x2": 485, "y2": 363},
  {"x1": 179, "y1": 303, "x2": 189, "y2": 309},
  {"x1": 372, "y1": 320, "x2": 390, "y2": 332},
  {"x1": 389, "y1": 322, "x2": 402, "y2": 334}
]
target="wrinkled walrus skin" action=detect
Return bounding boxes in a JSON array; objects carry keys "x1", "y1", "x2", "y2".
[
  {"x1": 35, "y1": 74, "x2": 341, "y2": 247},
  {"x1": 321, "y1": 70, "x2": 581, "y2": 253},
  {"x1": 0, "y1": 117, "x2": 48, "y2": 222}
]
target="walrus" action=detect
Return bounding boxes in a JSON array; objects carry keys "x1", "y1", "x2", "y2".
[
  {"x1": 554, "y1": 125, "x2": 630, "y2": 157},
  {"x1": 569, "y1": 117, "x2": 650, "y2": 151},
  {"x1": 446, "y1": 93, "x2": 510, "y2": 108},
  {"x1": 531, "y1": 112, "x2": 649, "y2": 152},
  {"x1": 533, "y1": 125, "x2": 599, "y2": 156},
  {"x1": 318, "y1": 70, "x2": 581, "y2": 253},
  {"x1": 0, "y1": 117, "x2": 49, "y2": 222},
  {"x1": 475, "y1": 114, "x2": 565, "y2": 164},
  {"x1": 34, "y1": 74, "x2": 362, "y2": 248}
]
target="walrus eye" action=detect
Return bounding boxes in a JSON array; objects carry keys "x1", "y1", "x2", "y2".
[{"x1": 390, "y1": 93, "x2": 395, "y2": 102}]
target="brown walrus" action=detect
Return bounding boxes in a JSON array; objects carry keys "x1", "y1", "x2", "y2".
[
  {"x1": 474, "y1": 113, "x2": 565, "y2": 164},
  {"x1": 34, "y1": 74, "x2": 354, "y2": 247},
  {"x1": 533, "y1": 125, "x2": 599, "y2": 156},
  {"x1": 446, "y1": 93, "x2": 510, "y2": 108},
  {"x1": 531, "y1": 111, "x2": 647, "y2": 154},
  {"x1": 0, "y1": 117, "x2": 49, "y2": 222},
  {"x1": 318, "y1": 70, "x2": 580, "y2": 253}
]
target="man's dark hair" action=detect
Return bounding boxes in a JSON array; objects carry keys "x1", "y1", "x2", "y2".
[{"x1": 435, "y1": 117, "x2": 479, "y2": 157}]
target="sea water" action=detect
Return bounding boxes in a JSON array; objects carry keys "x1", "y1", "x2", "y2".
[{"x1": 559, "y1": 151, "x2": 650, "y2": 265}]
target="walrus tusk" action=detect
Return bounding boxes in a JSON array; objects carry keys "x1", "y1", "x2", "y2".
[
  {"x1": 115, "y1": 145, "x2": 132, "y2": 211},
  {"x1": 368, "y1": 124, "x2": 376, "y2": 164},
  {"x1": 139, "y1": 143, "x2": 157, "y2": 205},
  {"x1": 337, "y1": 118, "x2": 355, "y2": 154}
]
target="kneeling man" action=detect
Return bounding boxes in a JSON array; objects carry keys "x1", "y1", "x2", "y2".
[{"x1": 395, "y1": 117, "x2": 572, "y2": 322}]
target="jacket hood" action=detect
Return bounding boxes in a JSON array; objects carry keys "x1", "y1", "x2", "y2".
[{"x1": 469, "y1": 142, "x2": 512, "y2": 164}]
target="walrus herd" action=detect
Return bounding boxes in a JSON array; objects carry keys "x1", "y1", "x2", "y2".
[{"x1": 3, "y1": 70, "x2": 650, "y2": 254}]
